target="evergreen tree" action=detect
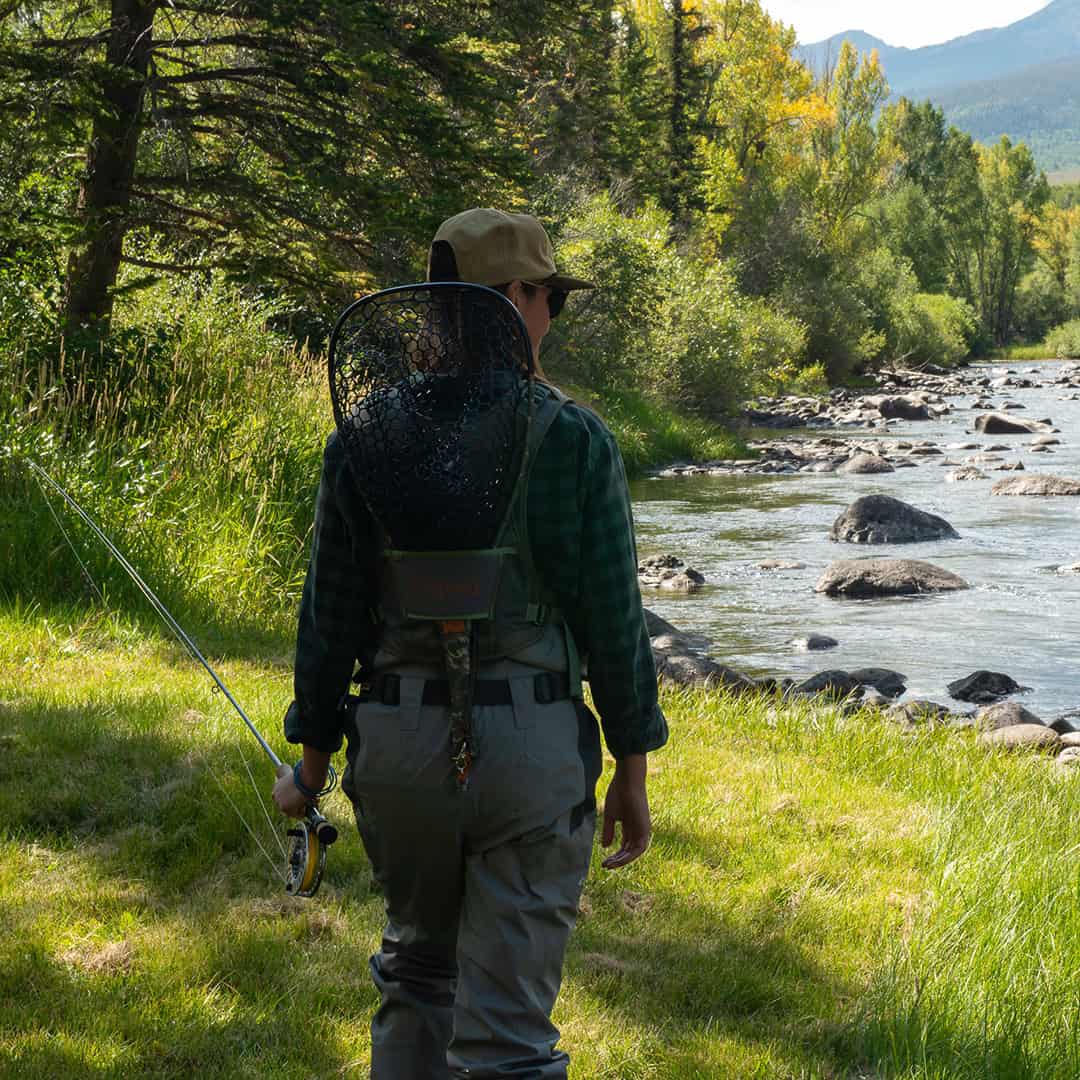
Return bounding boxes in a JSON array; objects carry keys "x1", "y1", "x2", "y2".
[{"x1": 0, "y1": 1, "x2": 560, "y2": 339}]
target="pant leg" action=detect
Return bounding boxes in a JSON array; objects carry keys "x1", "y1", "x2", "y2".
[
  {"x1": 342, "y1": 690, "x2": 464, "y2": 1079},
  {"x1": 357, "y1": 794, "x2": 463, "y2": 1080},
  {"x1": 448, "y1": 807, "x2": 596, "y2": 1079}
]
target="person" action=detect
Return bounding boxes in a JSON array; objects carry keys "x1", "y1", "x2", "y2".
[{"x1": 274, "y1": 207, "x2": 667, "y2": 1078}]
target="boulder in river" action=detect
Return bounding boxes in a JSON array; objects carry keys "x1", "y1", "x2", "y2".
[
  {"x1": 829, "y1": 494, "x2": 959, "y2": 544},
  {"x1": 638, "y1": 554, "x2": 706, "y2": 591},
  {"x1": 991, "y1": 475, "x2": 1080, "y2": 496},
  {"x1": 973, "y1": 413, "x2": 1050, "y2": 435},
  {"x1": 865, "y1": 395, "x2": 931, "y2": 420},
  {"x1": 947, "y1": 670, "x2": 1028, "y2": 704},
  {"x1": 815, "y1": 559, "x2": 970, "y2": 598},
  {"x1": 791, "y1": 634, "x2": 839, "y2": 651},
  {"x1": 945, "y1": 466, "x2": 986, "y2": 482},
  {"x1": 643, "y1": 607, "x2": 680, "y2": 638},
  {"x1": 837, "y1": 453, "x2": 895, "y2": 475},
  {"x1": 850, "y1": 667, "x2": 907, "y2": 698}
]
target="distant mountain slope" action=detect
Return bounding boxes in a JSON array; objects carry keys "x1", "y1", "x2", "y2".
[
  {"x1": 796, "y1": 0, "x2": 1080, "y2": 173},
  {"x1": 797, "y1": 0, "x2": 1080, "y2": 96},
  {"x1": 933, "y1": 57, "x2": 1080, "y2": 172}
]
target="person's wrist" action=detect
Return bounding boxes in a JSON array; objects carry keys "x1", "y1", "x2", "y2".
[
  {"x1": 613, "y1": 753, "x2": 647, "y2": 784},
  {"x1": 292, "y1": 760, "x2": 336, "y2": 799}
]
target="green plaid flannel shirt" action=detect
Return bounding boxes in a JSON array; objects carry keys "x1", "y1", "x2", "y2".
[{"x1": 286, "y1": 399, "x2": 668, "y2": 760}]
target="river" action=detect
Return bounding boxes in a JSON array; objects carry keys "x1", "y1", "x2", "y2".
[{"x1": 631, "y1": 362, "x2": 1080, "y2": 717}]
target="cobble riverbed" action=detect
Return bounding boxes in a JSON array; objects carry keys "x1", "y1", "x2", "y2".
[{"x1": 631, "y1": 361, "x2": 1080, "y2": 717}]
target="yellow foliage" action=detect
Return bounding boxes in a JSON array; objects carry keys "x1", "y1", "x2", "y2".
[{"x1": 1034, "y1": 204, "x2": 1080, "y2": 286}]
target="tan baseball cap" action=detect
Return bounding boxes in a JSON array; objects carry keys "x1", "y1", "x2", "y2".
[{"x1": 429, "y1": 208, "x2": 595, "y2": 291}]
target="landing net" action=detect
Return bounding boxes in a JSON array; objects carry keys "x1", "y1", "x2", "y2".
[{"x1": 328, "y1": 283, "x2": 534, "y2": 551}]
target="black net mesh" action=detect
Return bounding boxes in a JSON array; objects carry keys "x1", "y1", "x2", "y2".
[{"x1": 328, "y1": 283, "x2": 534, "y2": 551}]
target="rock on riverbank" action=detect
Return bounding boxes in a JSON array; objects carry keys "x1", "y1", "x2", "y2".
[{"x1": 991, "y1": 475, "x2": 1080, "y2": 496}]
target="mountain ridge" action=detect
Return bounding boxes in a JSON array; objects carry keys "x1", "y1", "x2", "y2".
[{"x1": 795, "y1": 0, "x2": 1080, "y2": 173}]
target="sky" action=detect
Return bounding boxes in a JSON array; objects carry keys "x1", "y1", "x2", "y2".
[{"x1": 758, "y1": 0, "x2": 1053, "y2": 48}]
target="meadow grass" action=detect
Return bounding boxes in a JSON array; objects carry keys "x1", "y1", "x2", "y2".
[{"x1": 2, "y1": 605, "x2": 1077, "y2": 1079}]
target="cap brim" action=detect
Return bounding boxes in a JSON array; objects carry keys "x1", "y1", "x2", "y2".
[{"x1": 543, "y1": 273, "x2": 596, "y2": 291}]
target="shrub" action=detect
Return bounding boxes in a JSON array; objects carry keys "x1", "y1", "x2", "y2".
[
  {"x1": 781, "y1": 362, "x2": 829, "y2": 398},
  {"x1": 894, "y1": 292, "x2": 979, "y2": 367},
  {"x1": 778, "y1": 256, "x2": 885, "y2": 384},
  {"x1": 649, "y1": 259, "x2": 806, "y2": 415},
  {"x1": 1047, "y1": 318, "x2": 1080, "y2": 358},
  {"x1": 1013, "y1": 265, "x2": 1068, "y2": 343},
  {"x1": 547, "y1": 193, "x2": 806, "y2": 415},
  {"x1": 543, "y1": 195, "x2": 667, "y2": 389}
]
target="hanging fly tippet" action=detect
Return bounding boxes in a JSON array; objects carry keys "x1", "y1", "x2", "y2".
[{"x1": 26, "y1": 460, "x2": 337, "y2": 897}]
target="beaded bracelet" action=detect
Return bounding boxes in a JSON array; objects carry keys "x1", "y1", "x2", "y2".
[{"x1": 292, "y1": 760, "x2": 338, "y2": 800}]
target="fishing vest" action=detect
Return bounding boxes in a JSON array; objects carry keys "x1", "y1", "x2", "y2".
[{"x1": 373, "y1": 381, "x2": 581, "y2": 690}]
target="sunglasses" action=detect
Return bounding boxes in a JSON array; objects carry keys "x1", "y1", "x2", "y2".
[
  {"x1": 498, "y1": 281, "x2": 570, "y2": 319},
  {"x1": 547, "y1": 288, "x2": 568, "y2": 319}
]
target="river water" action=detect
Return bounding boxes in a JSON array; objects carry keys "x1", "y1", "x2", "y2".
[{"x1": 631, "y1": 362, "x2": 1080, "y2": 717}]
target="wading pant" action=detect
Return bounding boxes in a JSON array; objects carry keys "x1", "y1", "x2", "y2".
[{"x1": 341, "y1": 660, "x2": 601, "y2": 1080}]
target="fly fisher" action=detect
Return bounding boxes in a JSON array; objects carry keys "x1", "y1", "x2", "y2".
[{"x1": 274, "y1": 208, "x2": 668, "y2": 1078}]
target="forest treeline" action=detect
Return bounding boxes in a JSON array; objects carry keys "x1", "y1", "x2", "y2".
[{"x1": 5, "y1": 0, "x2": 1080, "y2": 420}]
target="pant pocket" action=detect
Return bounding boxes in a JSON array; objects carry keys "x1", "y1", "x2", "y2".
[{"x1": 346, "y1": 700, "x2": 452, "y2": 792}]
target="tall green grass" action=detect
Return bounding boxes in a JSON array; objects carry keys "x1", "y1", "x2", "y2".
[
  {"x1": 986, "y1": 343, "x2": 1058, "y2": 361},
  {"x1": 4, "y1": 279, "x2": 335, "y2": 640},
  {"x1": 563, "y1": 383, "x2": 747, "y2": 476},
  {"x1": 3, "y1": 280, "x2": 746, "y2": 638}
]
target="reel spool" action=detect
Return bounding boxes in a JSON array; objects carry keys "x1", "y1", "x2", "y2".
[{"x1": 285, "y1": 808, "x2": 339, "y2": 898}]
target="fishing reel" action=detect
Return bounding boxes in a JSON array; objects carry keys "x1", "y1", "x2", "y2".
[{"x1": 285, "y1": 806, "x2": 339, "y2": 897}]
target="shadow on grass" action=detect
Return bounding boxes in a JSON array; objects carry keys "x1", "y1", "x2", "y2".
[
  {"x1": 1, "y1": 691, "x2": 378, "y2": 1078},
  {"x1": 0, "y1": 694, "x2": 364, "y2": 897},
  {"x1": 0, "y1": 927, "x2": 370, "y2": 1079}
]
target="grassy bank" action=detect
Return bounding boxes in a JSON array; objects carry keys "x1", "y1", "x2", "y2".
[
  {"x1": 10, "y1": 289, "x2": 1076, "y2": 1077},
  {"x1": 985, "y1": 344, "x2": 1059, "y2": 361},
  {"x1": 2, "y1": 608, "x2": 1078, "y2": 1078}
]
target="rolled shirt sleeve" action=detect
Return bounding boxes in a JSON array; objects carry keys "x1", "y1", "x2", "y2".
[
  {"x1": 287, "y1": 434, "x2": 378, "y2": 752},
  {"x1": 527, "y1": 403, "x2": 668, "y2": 760}
]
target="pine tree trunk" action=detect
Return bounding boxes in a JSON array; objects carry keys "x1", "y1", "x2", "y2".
[
  {"x1": 667, "y1": 0, "x2": 688, "y2": 227},
  {"x1": 63, "y1": 0, "x2": 155, "y2": 337}
]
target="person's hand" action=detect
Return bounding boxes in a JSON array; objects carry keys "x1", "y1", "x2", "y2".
[
  {"x1": 273, "y1": 762, "x2": 310, "y2": 819},
  {"x1": 600, "y1": 754, "x2": 651, "y2": 869}
]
